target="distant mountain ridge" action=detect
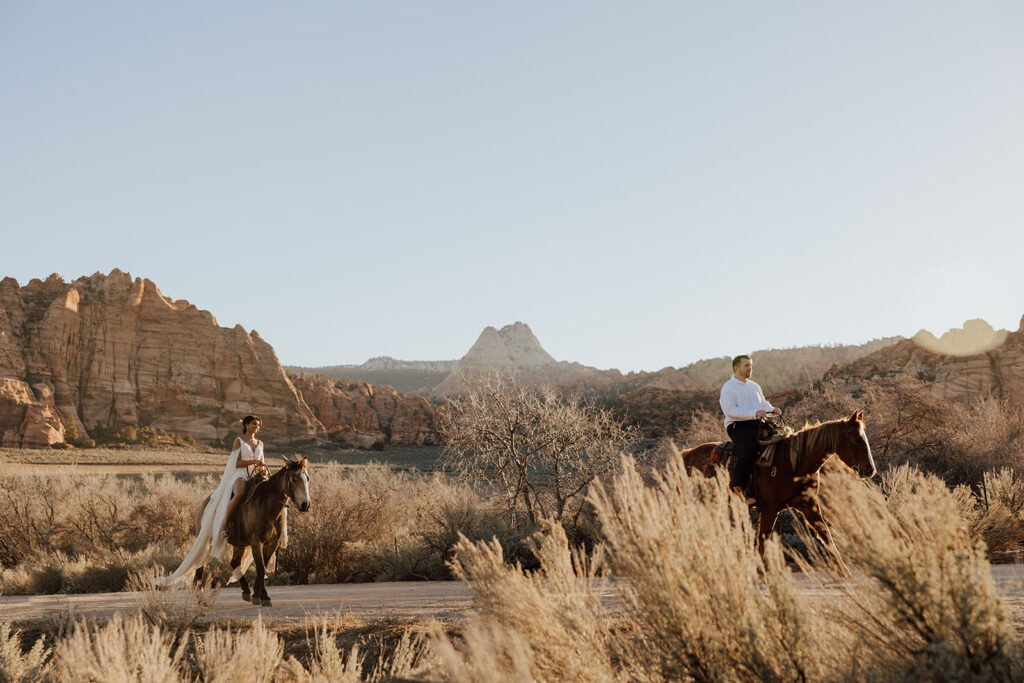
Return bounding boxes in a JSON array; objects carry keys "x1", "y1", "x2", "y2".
[{"x1": 291, "y1": 323, "x2": 903, "y2": 417}]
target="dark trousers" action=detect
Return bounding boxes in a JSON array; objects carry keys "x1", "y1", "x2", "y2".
[{"x1": 727, "y1": 420, "x2": 759, "y2": 490}]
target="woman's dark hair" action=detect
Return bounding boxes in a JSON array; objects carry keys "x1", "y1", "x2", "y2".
[{"x1": 241, "y1": 415, "x2": 262, "y2": 434}]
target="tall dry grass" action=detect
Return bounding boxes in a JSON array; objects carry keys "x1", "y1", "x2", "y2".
[
  {"x1": 0, "y1": 621, "x2": 50, "y2": 682},
  {"x1": 4, "y1": 453, "x2": 1024, "y2": 680},
  {"x1": 808, "y1": 463, "x2": 1021, "y2": 680},
  {"x1": 0, "y1": 612, "x2": 432, "y2": 682},
  {"x1": 592, "y1": 454, "x2": 830, "y2": 681},
  {"x1": 0, "y1": 463, "x2": 521, "y2": 594},
  {"x1": 48, "y1": 613, "x2": 186, "y2": 683}
]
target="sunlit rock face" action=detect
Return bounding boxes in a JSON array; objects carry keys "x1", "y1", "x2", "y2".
[
  {"x1": 0, "y1": 270, "x2": 325, "y2": 446},
  {"x1": 837, "y1": 316, "x2": 1024, "y2": 405},
  {"x1": 289, "y1": 374, "x2": 440, "y2": 447}
]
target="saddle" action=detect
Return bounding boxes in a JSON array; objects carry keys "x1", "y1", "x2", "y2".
[
  {"x1": 710, "y1": 417, "x2": 788, "y2": 471},
  {"x1": 225, "y1": 471, "x2": 270, "y2": 547}
]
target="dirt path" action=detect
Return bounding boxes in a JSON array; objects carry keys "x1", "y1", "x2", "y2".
[
  {"x1": 0, "y1": 581, "x2": 481, "y2": 626},
  {"x1": 4, "y1": 566, "x2": 1024, "y2": 626}
]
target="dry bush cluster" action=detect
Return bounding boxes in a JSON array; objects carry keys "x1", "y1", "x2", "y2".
[
  {"x1": 781, "y1": 376, "x2": 1024, "y2": 485},
  {"x1": 6, "y1": 455, "x2": 1022, "y2": 681},
  {"x1": 0, "y1": 613, "x2": 429, "y2": 682},
  {"x1": 280, "y1": 464, "x2": 523, "y2": 584},
  {"x1": 441, "y1": 372, "x2": 639, "y2": 531},
  {"x1": 0, "y1": 464, "x2": 527, "y2": 595}
]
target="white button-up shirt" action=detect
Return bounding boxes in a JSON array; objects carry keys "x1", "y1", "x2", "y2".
[{"x1": 719, "y1": 376, "x2": 775, "y2": 427}]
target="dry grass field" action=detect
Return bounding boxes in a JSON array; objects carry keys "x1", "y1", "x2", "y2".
[
  {"x1": 3, "y1": 454, "x2": 1024, "y2": 680},
  {"x1": 5, "y1": 389, "x2": 1024, "y2": 680}
]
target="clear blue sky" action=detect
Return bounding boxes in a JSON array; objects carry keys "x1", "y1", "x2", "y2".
[{"x1": 2, "y1": 2, "x2": 1022, "y2": 372}]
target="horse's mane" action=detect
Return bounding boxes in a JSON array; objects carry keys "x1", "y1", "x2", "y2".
[{"x1": 765, "y1": 417, "x2": 853, "y2": 470}]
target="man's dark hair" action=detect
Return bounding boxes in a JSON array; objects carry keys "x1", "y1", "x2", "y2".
[{"x1": 732, "y1": 354, "x2": 751, "y2": 369}]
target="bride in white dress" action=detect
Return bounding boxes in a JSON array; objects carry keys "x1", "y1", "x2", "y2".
[{"x1": 155, "y1": 415, "x2": 267, "y2": 587}]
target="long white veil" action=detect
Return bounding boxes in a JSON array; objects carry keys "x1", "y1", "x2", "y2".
[{"x1": 154, "y1": 444, "x2": 251, "y2": 587}]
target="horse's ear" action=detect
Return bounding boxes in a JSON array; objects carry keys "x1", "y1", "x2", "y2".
[
  {"x1": 281, "y1": 454, "x2": 294, "y2": 465},
  {"x1": 849, "y1": 410, "x2": 864, "y2": 423}
]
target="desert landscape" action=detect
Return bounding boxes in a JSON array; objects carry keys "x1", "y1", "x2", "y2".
[
  {"x1": 4, "y1": 1, "x2": 1023, "y2": 679},
  {"x1": 3, "y1": 271, "x2": 1024, "y2": 679}
]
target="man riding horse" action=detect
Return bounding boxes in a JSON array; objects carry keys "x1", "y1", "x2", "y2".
[{"x1": 720, "y1": 354, "x2": 781, "y2": 505}]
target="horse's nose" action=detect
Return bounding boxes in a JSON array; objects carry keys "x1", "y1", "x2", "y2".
[
  {"x1": 299, "y1": 502, "x2": 310, "y2": 512},
  {"x1": 861, "y1": 466, "x2": 877, "y2": 479}
]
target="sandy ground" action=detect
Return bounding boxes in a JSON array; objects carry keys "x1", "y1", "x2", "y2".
[
  {"x1": 4, "y1": 566, "x2": 1024, "y2": 627},
  {"x1": 0, "y1": 445, "x2": 444, "y2": 476}
]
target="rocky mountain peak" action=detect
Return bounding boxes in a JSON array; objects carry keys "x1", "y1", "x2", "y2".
[{"x1": 459, "y1": 322, "x2": 556, "y2": 371}]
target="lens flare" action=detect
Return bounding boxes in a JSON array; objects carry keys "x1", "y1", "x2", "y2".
[{"x1": 912, "y1": 319, "x2": 1008, "y2": 356}]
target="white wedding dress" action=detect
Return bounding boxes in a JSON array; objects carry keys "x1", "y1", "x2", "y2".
[{"x1": 155, "y1": 439, "x2": 264, "y2": 587}]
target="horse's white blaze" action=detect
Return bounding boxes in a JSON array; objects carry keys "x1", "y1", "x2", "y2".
[
  {"x1": 859, "y1": 426, "x2": 876, "y2": 474},
  {"x1": 292, "y1": 469, "x2": 311, "y2": 507}
]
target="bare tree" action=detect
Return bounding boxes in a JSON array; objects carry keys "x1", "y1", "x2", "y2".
[{"x1": 440, "y1": 372, "x2": 638, "y2": 530}]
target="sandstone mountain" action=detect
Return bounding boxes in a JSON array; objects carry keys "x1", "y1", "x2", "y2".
[
  {"x1": 830, "y1": 318, "x2": 1023, "y2": 405},
  {"x1": 430, "y1": 322, "x2": 623, "y2": 398},
  {"x1": 0, "y1": 271, "x2": 438, "y2": 448},
  {"x1": 290, "y1": 374, "x2": 440, "y2": 448}
]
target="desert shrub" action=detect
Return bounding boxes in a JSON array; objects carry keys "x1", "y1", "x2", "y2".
[
  {"x1": 0, "y1": 621, "x2": 50, "y2": 682},
  {"x1": 0, "y1": 471, "x2": 213, "y2": 567},
  {"x1": 942, "y1": 399, "x2": 1024, "y2": 484},
  {"x1": 811, "y1": 465, "x2": 1021, "y2": 680},
  {"x1": 590, "y1": 454, "x2": 829, "y2": 681},
  {"x1": 49, "y1": 613, "x2": 186, "y2": 682},
  {"x1": 442, "y1": 371, "x2": 638, "y2": 530},
  {"x1": 127, "y1": 568, "x2": 221, "y2": 641},
  {"x1": 1, "y1": 545, "x2": 184, "y2": 595},
  {"x1": 0, "y1": 465, "x2": 528, "y2": 594},
  {"x1": 281, "y1": 464, "x2": 521, "y2": 583},
  {"x1": 432, "y1": 522, "x2": 628, "y2": 682},
  {"x1": 119, "y1": 474, "x2": 210, "y2": 550},
  {"x1": 196, "y1": 618, "x2": 284, "y2": 683},
  {"x1": 673, "y1": 407, "x2": 726, "y2": 448},
  {"x1": 280, "y1": 465, "x2": 417, "y2": 583},
  {"x1": 89, "y1": 424, "x2": 199, "y2": 449},
  {"x1": 278, "y1": 618, "x2": 430, "y2": 682}
]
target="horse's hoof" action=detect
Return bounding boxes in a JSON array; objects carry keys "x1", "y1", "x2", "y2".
[
  {"x1": 242, "y1": 593, "x2": 252, "y2": 603},
  {"x1": 260, "y1": 599, "x2": 272, "y2": 608}
]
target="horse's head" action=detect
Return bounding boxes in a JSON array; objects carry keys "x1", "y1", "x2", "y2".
[
  {"x1": 281, "y1": 455, "x2": 311, "y2": 512},
  {"x1": 835, "y1": 410, "x2": 876, "y2": 478}
]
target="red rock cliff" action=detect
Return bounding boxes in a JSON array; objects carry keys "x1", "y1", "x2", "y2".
[
  {"x1": 290, "y1": 374, "x2": 441, "y2": 448},
  {"x1": 0, "y1": 270, "x2": 324, "y2": 446}
]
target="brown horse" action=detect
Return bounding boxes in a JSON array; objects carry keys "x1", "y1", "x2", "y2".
[
  {"x1": 194, "y1": 455, "x2": 311, "y2": 606},
  {"x1": 681, "y1": 411, "x2": 875, "y2": 557}
]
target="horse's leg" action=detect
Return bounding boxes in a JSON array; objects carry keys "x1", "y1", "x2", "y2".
[
  {"x1": 796, "y1": 500, "x2": 850, "y2": 576},
  {"x1": 231, "y1": 545, "x2": 252, "y2": 603},
  {"x1": 757, "y1": 504, "x2": 781, "y2": 555},
  {"x1": 251, "y1": 539, "x2": 269, "y2": 607},
  {"x1": 260, "y1": 536, "x2": 280, "y2": 602}
]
